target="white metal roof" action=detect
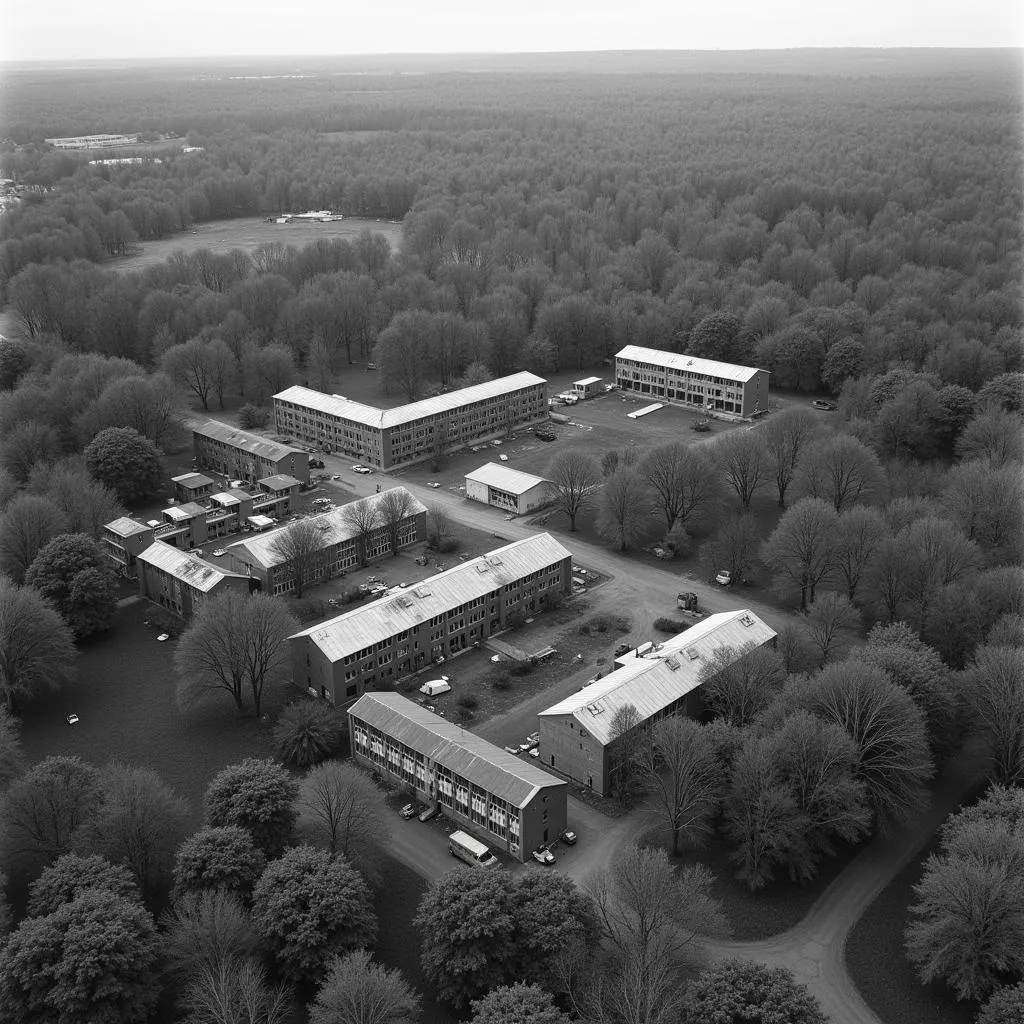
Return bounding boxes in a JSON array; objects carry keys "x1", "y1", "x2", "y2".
[
  {"x1": 229, "y1": 487, "x2": 426, "y2": 570},
  {"x1": 104, "y1": 517, "x2": 152, "y2": 538},
  {"x1": 349, "y1": 692, "x2": 565, "y2": 808},
  {"x1": 274, "y1": 372, "x2": 547, "y2": 430},
  {"x1": 137, "y1": 541, "x2": 248, "y2": 592},
  {"x1": 259, "y1": 474, "x2": 300, "y2": 490},
  {"x1": 574, "y1": 376, "x2": 602, "y2": 387},
  {"x1": 465, "y1": 463, "x2": 551, "y2": 496},
  {"x1": 171, "y1": 472, "x2": 214, "y2": 487},
  {"x1": 292, "y1": 533, "x2": 572, "y2": 662},
  {"x1": 539, "y1": 610, "x2": 777, "y2": 745},
  {"x1": 193, "y1": 420, "x2": 305, "y2": 461},
  {"x1": 616, "y1": 345, "x2": 764, "y2": 384}
]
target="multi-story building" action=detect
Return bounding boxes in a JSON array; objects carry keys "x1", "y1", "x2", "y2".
[
  {"x1": 538, "y1": 610, "x2": 777, "y2": 795},
  {"x1": 171, "y1": 472, "x2": 216, "y2": 504},
  {"x1": 193, "y1": 421, "x2": 310, "y2": 486},
  {"x1": 273, "y1": 372, "x2": 548, "y2": 470},
  {"x1": 465, "y1": 463, "x2": 554, "y2": 516},
  {"x1": 225, "y1": 487, "x2": 427, "y2": 596},
  {"x1": 615, "y1": 345, "x2": 770, "y2": 420},
  {"x1": 289, "y1": 533, "x2": 573, "y2": 704},
  {"x1": 44, "y1": 134, "x2": 138, "y2": 149},
  {"x1": 136, "y1": 541, "x2": 252, "y2": 618},
  {"x1": 349, "y1": 692, "x2": 567, "y2": 861},
  {"x1": 101, "y1": 479, "x2": 300, "y2": 577}
]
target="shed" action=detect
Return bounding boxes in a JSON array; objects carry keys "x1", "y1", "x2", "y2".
[
  {"x1": 572, "y1": 376, "x2": 603, "y2": 399},
  {"x1": 464, "y1": 463, "x2": 554, "y2": 516}
]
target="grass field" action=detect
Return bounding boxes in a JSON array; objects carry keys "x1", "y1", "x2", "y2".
[{"x1": 107, "y1": 215, "x2": 404, "y2": 274}]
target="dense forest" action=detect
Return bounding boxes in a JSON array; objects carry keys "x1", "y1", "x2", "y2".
[{"x1": 1, "y1": 55, "x2": 1021, "y2": 402}]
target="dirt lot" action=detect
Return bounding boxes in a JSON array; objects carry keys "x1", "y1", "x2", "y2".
[{"x1": 107, "y1": 215, "x2": 403, "y2": 274}]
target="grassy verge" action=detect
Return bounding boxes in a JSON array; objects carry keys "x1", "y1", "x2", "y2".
[{"x1": 846, "y1": 835, "x2": 976, "y2": 1024}]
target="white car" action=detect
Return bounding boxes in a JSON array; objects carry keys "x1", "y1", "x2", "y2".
[
  {"x1": 351, "y1": 464, "x2": 366, "y2": 471},
  {"x1": 356, "y1": 467, "x2": 374, "y2": 475},
  {"x1": 715, "y1": 569, "x2": 733, "y2": 586},
  {"x1": 156, "y1": 633, "x2": 170, "y2": 642},
  {"x1": 532, "y1": 846, "x2": 555, "y2": 865},
  {"x1": 499, "y1": 454, "x2": 509, "y2": 462},
  {"x1": 65, "y1": 713, "x2": 79, "y2": 725},
  {"x1": 212, "y1": 549, "x2": 225, "y2": 557},
  {"x1": 427, "y1": 482, "x2": 441, "y2": 488}
]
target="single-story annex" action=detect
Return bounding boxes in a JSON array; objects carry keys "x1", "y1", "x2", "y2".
[
  {"x1": 349, "y1": 692, "x2": 567, "y2": 862},
  {"x1": 464, "y1": 463, "x2": 554, "y2": 515}
]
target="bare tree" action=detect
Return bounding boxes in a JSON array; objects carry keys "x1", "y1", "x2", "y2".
[
  {"x1": 340, "y1": 497, "x2": 382, "y2": 567},
  {"x1": 269, "y1": 520, "x2": 326, "y2": 598},
  {"x1": 761, "y1": 498, "x2": 840, "y2": 610},
  {"x1": 175, "y1": 592, "x2": 298, "y2": 716},
  {"x1": 296, "y1": 761, "x2": 386, "y2": 885},
  {"x1": 549, "y1": 449, "x2": 601, "y2": 532},
  {"x1": 160, "y1": 338, "x2": 223, "y2": 411},
  {"x1": 608, "y1": 704, "x2": 645, "y2": 806},
  {"x1": 427, "y1": 504, "x2": 453, "y2": 546},
  {"x1": 898, "y1": 516, "x2": 981, "y2": 632},
  {"x1": 696, "y1": 515, "x2": 762, "y2": 586},
  {"x1": 833, "y1": 506, "x2": 888, "y2": 603},
  {"x1": 762, "y1": 407, "x2": 817, "y2": 508},
  {"x1": 793, "y1": 434, "x2": 886, "y2": 513},
  {"x1": 311, "y1": 950, "x2": 421, "y2": 1024},
  {"x1": 637, "y1": 718, "x2": 722, "y2": 855},
  {"x1": 596, "y1": 468, "x2": 649, "y2": 551},
  {"x1": 714, "y1": 430, "x2": 768, "y2": 511},
  {"x1": 698, "y1": 641, "x2": 787, "y2": 727},
  {"x1": 183, "y1": 955, "x2": 293, "y2": 1024},
  {"x1": 964, "y1": 645, "x2": 1024, "y2": 786},
  {"x1": 803, "y1": 591, "x2": 860, "y2": 667},
  {"x1": 575, "y1": 845, "x2": 728, "y2": 1024},
  {"x1": 641, "y1": 443, "x2": 721, "y2": 531},
  {"x1": 0, "y1": 493, "x2": 68, "y2": 583},
  {"x1": 377, "y1": 488, "x2": 417, "y2": 558}
]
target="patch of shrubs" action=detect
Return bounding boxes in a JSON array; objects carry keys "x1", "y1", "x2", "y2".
[
  {"x1": 290, "y1": 598, "x2": 334, "y2": 624},
  {"x1": 580, "y1": 614, "x2": 632, "y2": 635},
  {"x1": 654, "y1": 617, "x2": 688, "y2": 633},
  {"x1": 492, "y1": 675, "x2": 512, "y2": 691},
  {"x1": 426, "y1": 537, "x2": 460, "y2": 554},
  {"x1": 237, "y1": 403, "x2": 271, "y2": 429},
  {"x1": 456, "y1": 694, "x2": 478, "y2": 709},
  {"x1": 509, "y1": 659, "x2": 536, "y2": 677}
]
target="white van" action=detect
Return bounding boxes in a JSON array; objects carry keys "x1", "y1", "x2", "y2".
[
  {"x1": 419, "y1": 677, "x2": 451, "y2": 697},
  {"x1": 448, "y1": 830, "x2": 499, "y2": 868}
]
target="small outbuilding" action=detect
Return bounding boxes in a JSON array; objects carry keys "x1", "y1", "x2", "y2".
[
  {"x1": 465, "y1": 463, "x2": 554, "y2": 516},
  {"x1": 572, "y1": 376, "x2": 603, "y2": 399}
]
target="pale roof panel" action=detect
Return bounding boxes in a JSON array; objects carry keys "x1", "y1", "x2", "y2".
[
  {"x1": 193, "y1": 420, "x2": 304, "y2": 461},
  {"x1": 465, "y1": 463, "x2": 551, "y2": 495},
  {"x1": 137, "y1": 541, "x2": 248, "y2": 592},
  {"x1": 616, "y1": 345, "x2": 764, "y2": 384}
]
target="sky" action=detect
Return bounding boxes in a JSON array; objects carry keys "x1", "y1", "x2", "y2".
[{"x1": 1, "y1": 0, "x2": 1022, "y2": 62}]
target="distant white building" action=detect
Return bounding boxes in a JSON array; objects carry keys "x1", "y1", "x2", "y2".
[
  {"x1": 615, "y1": 345, "x2": 770, "y2": 420},
  {"x1": 465, "y1": 463, "x2": 553, "y2": 515},
  {"x1": 45, "y1": 134, "x2": 138, "y2": 150}
]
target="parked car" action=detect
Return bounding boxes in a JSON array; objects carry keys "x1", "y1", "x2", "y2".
[
  {"x1": 715, "y1": 569, "x2": 733, "y2": 586},
  {"x1": 534, "y1": 431, "x2": 557, "y2": 442},
  {"x1": 427, "y1": 481, "x2": 441, "y2": 488},
  {"x1": 560, "y1": 829, "x2": 578, "y2": 845},
  {"x1": 532, "y1": 846, "x2": 555, "y2": 865},
  {"x1": 399, "y1": 803, "x2": 419, "y2": 819},
  {"x1": 212, "y1": 549, "x2": 225, "y2": 557},
  {"x1": 519, "y1": 732, "x2": 540, "y2": 753},
  {"x1": 331, "y1": 473, "x2": 342, "y2": 480},
  {"x1": 65, "y1": 712, "x2": 79, "y2": 725},
  {"x1": 499, "y1": 453, "x2": 510, "y2": 462},
  {"x1": 156, "y1": 633, "x2": 171, "y2": 642},
  {"x1": 614, "y1": 642, "x2": 633, "y2": 657},
  {"x1": 504, "y1": 745, "x2": 520, "y2": 755},
  {"x1": 812, "y1": 400, "x2": 836, "y2": 411},
  {"x1": 418, "y1": 806, "x2": 439, "y2": 823},
  {"x1": 528, "y1": 747, "x2": 540, "y2": 758},
  {"x1": 356, "y1": 467, "x2": 374, "y2": 475}
]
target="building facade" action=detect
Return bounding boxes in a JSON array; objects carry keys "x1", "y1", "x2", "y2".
[
  {"x1": 273, "y1": 372, "x2": 548, "y2": 470},
  {"x1": 136, "y1": 541, "x2": 252, "y2": 618},
  {"x1": 538, "y1": 610, "x2": 777, "y2": 795},
  {"x1": 572, "y1": 376, "x2": 604, "y2": 399},
  {"x1": 289, "y1": 533, "x2": 573, "y2": 705},
  {"x1": 465, "y1": 463, "x2": 554, "y2": 515},
  {"x1": 615, "y1": 345, "x2": 770, "y2": 420},
  {"x1": 349, "y1": 692, "x2": 567, "y2": 861},
  {"x1": 225, "y1": 487, "x2": 427, "y2": 596},
  {"x1": 193, "y1": 421, "x2": 309, "y2": 486},
  {"x1": 102, "y1": 517, "x2": 158, "y2": 578}
]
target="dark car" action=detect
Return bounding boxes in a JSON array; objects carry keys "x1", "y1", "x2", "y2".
[
  {"x1": 418, "y1": 805, "x2": 439, "y2": 823},
  {"x1": 614, "y1": 642, "x2": 632, "y2": 657},
  {"x1": 399, "y1": 803, "x2": 419, "y2": 819},
  {"x1": 560, "y1": 829, "x2": 578, "y2": 845},
  {"x1": 811, "y1": 400, "x2": 836, "y2": 411},
  {"x1": 534, "y1": 431, "x2": 557, "y2": 442}
]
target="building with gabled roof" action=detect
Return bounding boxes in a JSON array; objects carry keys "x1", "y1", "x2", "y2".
[
  {"x1": 102, "y1": 517, "x2": 155, "y2": 577},
  {"x1": 273, "y1": 372, "x2": 548, "y2": 469},
  {"x1": 349, "y1": 692, "x2": 566, "y2": 861},
  {"x1": 136, "y1": 541, "x2": 252, "y2": 618},
  {"x1": 464, "y1": 463, "x2": 553, "y2": 515},
  {"x1": 192, "y1": 420, "x2": 309, "y2": 485},
  {"x1": 538, "y1": 609, "x2": 777, "y2": 795},
  {"x1": 290, "y1": 533, "x2": 572, "y2": 704},
  {"x1": 226, "y1": 487, "x2": 427, "y2": 596},
  {"x1": 615, "y1": 344, "x2": 770, "y2": 420}
]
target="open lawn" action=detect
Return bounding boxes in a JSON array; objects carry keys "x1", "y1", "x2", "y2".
[
  {"x1": 106, "y1": 215, "x2": 403, "y2": 274},
  {"x1": 846, "y1": 834, "x2": 976, "y2": 1024}
]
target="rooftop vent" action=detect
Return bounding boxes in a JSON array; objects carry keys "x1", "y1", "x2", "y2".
[
  {"x1": 685, "y1": 648, "x2": 700, "y2": 661},
  {"x1": 487, "y1": 555, "x2": 503, "y2": 567},
  {"x1": 665, "y1": 656, "x2": 680, "y2": 671},
  {"x1": 740, "y1": 614, "x2": 755, "y2": 627},
  {"x1": 476, "y1": 564, "x2": 490, "y2": 573},
  {"x1": 413, "y1": 588, "x2": 431, "y2": 599},
  {"x1": 586, "y1": 703, "x2": 605, "y2": 716}
]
